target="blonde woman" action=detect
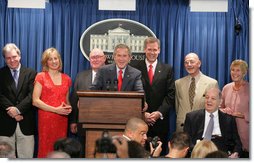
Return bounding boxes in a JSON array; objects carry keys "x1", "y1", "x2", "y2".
[
  {"x1": 33, "y1": 48, "x2": 72, "y2": 158},
  {"x1": 191, "y1": 140, "x2": 218, "y2": 158},
  {"x1": 220, "y1": 59, "x2": 249, "y2": 158}
]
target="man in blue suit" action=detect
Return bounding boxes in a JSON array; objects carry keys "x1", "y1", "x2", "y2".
[
  {"x1": 184, "y1": 87, "x2": 242, "y2": 158},
  {"x1": 90, "y1": 44, "x2": 143, "y2": 92}
]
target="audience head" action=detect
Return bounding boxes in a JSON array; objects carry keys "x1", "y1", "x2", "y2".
[
  {"x1": 230, "y1": 59, "x2": 248, "y2": 81},
  {"x1": 184, "y1": 52, "x2": 201, "y2": 77},
  {"x1": 124, "y1": 117, "x2": 148, "y2": 146},
  {"x1": 205, "y1": 87, "x2": 221, "y2": 113},
  {"x1": 89, "y1": 48, "x2": 106, "y2": 71},
  {"x1": 113, "y1": 44, "x2": 131, "y2": 69},
  {"x1": 205, "y1": 150, "x2": 228, "y2": 158},
  {"x1": 191, "y1": 140, "x2": 218, "y2": 158},
  {"x1": 0, "y1": 141, "x2": 15, "y2": 158},
  {"x1": 143, "y1": 37, "x2": 160, "y2": 64},
  {"x1": 167, "y1": 131, "x2": 190, "y2": 158},
  {"x1": 46, "y1": 151, "x2": 70, "y2": 158},
  {"x1": 2, "y1": 43, "x2": 21, "y2": 70},
  {"x1": 41, "y1": 47, "x2": 63, "y2": 72},
  {"x1": 128, "y1": 140, "x2": 150, "y2": 158},
  {"x1": 53, "y1": 137, "x2": 82, "y2": 158}
]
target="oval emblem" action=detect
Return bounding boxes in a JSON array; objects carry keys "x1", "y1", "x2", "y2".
[{"x1": 80, "y1": 18, "x2": 156, "y2": 64}]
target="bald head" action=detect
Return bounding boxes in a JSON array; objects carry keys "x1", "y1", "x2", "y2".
[
  {"x1": 89, "y1": 48, "x2": 106, "y2": 71},
  {"x1": 184, "y1": 52, "x2": 201, "y2": 77},
  {"x1": 125, "y1": 117, "x2": 147, "y2": 132},
  {"x1": 124, "y1": 117, "x2": 148, "y2": 146},
  {"x1": 185, "y1": 52, "x2": 199, "y2": 60},
  {"x1": 205, "y1": 87, "x2": 221, "y2": 113}
]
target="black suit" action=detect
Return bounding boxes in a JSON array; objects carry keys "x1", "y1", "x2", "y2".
[
  {"x1": 0, "y1": 66, "x2": 37, "y2": 136},
  {"x1": 90, "y1": 63, "x2": 144, "y2": 91},
  {"x1": 184, "y1": 109, "x2": 242, "y2": 154},
  {"x1": 69, "y1": 69, "x2": 92, "y2": 124},
  {"x1": 132, "y1": 60, "x2": 175, "y2": 154}
]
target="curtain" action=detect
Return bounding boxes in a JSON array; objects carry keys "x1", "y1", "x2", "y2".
[
  {"x1": 0, "y1": 0, "x2": 249, "y2": 143},
  {"x1": 0, "y1": 0, "x2": 249, "y2": 88}
]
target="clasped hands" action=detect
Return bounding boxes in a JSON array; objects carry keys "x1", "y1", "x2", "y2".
[
  {"x1": 6, "y1": 107, "x2": 23, "y2": 122},
  {"x1": 55, "y1": 102, "x2": 72, "y2": 115},
  {"x1": 144, "y1": 111, "x2": 161, "y2": 126}
]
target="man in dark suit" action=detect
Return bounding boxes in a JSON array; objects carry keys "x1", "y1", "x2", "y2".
[
  {"x1": 131, "y1": 37, "x2": 175, "y2": 155},
  {"x1": 184, "y1": 87, "x2": 242, "y2": 158},
  {"x1": 90, "y1": 44, "x2": 143, "y2": 92},
  {"x1": 0, "y1": 43, "x2": 37, "y2": 158},
  {"x1": 69, "y1": 48, "x2": 106, "y2": 134}
]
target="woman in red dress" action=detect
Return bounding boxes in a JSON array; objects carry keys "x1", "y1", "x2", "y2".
[{"x1": 32, "y1": 48, "x2": 72, "y2": 158}]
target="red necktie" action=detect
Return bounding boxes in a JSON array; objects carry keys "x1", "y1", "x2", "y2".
[
  {"x1": 148, "y1": 65, "x2": 153, "y2": 85},
  {"x1": 118, "y1": 69, "x2": 123, "y2": 91}
]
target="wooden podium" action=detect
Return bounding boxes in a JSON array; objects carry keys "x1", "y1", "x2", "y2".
[{"x1": 77, "y1": 91, "x2": 144, "y2": 158}]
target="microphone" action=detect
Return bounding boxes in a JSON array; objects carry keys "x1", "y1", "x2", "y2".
[
  {"x1": 113, "y1": 79, "x2": 118, "y2": 91},
  {"x1": 106, "y1": 80, "x2": 111, "y2": 91}
]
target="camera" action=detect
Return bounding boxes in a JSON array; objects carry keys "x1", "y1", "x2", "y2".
[
  {"x1": 151, "y1": 136, "x2": 160, "y2": 148},
  {"x1": 95, "y1": 130, "x2": 116, "y2": 153}
]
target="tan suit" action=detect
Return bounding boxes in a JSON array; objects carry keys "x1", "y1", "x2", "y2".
[{"x1": 175, "y1": 72, "x2": 218, "y2": 131}]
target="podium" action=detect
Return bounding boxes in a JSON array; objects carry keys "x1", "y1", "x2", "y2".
[{"x1": 77, "y1": 91, "x2": 144, "y2": 158}]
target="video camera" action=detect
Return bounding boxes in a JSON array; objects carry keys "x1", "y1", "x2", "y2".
[
  {"x1": 95, "y1": 130, "x2": 116, "y2": 153},
  {"x1": 150, "y1": 136, "x2": 160, "y2": 149}
]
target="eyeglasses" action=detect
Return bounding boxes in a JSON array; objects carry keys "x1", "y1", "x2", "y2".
[{"x1": 90, "y1": 55, "x2": 104, "y2": 60}]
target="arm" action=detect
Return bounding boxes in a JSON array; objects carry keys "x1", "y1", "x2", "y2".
[
  {"x1": 69, "y1": 77, "x2": 79, "y2": 133},
  {"x1": 32, "y1": 81, "x2": 71, "y2": 115}
]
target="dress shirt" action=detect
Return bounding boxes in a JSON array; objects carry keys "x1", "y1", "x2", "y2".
[
  {"x1": 202, "y1": 110, "x2": 222, "y2": 138},
  {"x1": 145, "y1": 59, "x2": 157, "y2": 75},
  {"x1": 92, "y1": 70, "x2": 97, "y2": 84}
]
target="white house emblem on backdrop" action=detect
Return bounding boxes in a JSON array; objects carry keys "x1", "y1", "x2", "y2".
[{"x1": 80, "y1": 19, "x2": 156, "y2": 64}]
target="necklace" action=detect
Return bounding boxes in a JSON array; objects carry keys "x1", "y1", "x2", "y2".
[{"x1": 233, "y1": 81, "x2": 245, "y2": 91}]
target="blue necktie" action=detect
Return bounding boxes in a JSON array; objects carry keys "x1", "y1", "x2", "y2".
[
  {"x1": 13, "y1": 69, "x2": 18, "y2": 88},
  {"x1": 204, "y1": 114, "x2": 214, "y2": 140}
]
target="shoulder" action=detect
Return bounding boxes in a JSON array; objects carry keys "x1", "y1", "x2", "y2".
[
  {"x1": 175, "y1": 76, "x2": 188, "y2": 84},
  {"x1": 200, "y1": 73, "x2": 217, "y2": 83},
  {"x1": 127, "y1": 65, "x2": 141, "y2": 74},
  {"x1": 0, "y1": 66, "x2": 9, "y2": 73},
  {"x1": 222, "y1": 82, "x2": 233, "y2": 90},
  {"x1": 187, "y1": 109, "x2": 203, "y2": 117},
  {"x1": 158, "y1": 62, "x2": 173, "y2": 69},
  {"x1": 62, "y1": 73, "x2": 71, "y2": 80},
  {"x1": 77, "y1": 69, "x2": 91, "y2": 77},
  {"x1": 21, "y1": 66, "x2": 36, "y2": 73}
]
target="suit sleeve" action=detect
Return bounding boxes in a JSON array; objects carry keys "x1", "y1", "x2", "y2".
[
  {"x1": 16, "y1": 70, "x2": 37, "y2": 114},
  {"x1": 69, "y1": 74, "x2": 80, "y2": 124},
  {"x1": 157, "y1": 67, "x2": 175, "y2": 116},
  {"x1": 133, "y1": 71, "x2": 144, "y2": 92}
]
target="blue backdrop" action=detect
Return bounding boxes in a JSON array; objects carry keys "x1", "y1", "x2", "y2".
[{"x1": 0, "y1": 0, "x2": 249, "y2": 142}]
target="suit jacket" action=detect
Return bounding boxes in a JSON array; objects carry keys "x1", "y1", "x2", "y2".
[
  {"x1": 90, "y1": 63, "x2": 144, "y2": 92},
  {"x1": 69, "y1": 69, "x2": 92, "y2": 124},
  {"x1": 175, "y1": 72, "x2": 218, "y2": 131},
  {"x1": 0, "y1": 66, "x2": 37, "y2": 136},
  {"x1": 131, "y1": 60, "x2": 175, "y2": 146},
  {"x1": 183, "y1": 109, "x2": 242, "y2": 154}
]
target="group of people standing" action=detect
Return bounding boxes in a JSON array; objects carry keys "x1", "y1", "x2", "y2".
[{"x1": 0, "y1": 36, "x2": 249, "y2": 158}]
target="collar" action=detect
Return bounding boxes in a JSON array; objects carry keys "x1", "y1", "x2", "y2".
[
  {"x1": 145, "y1": 58, "x2": 157, "y2": 69},
  {"x1": 205, "y1": 109, "x2": 218, "y2": 118},
  {"x1": 10, "y1": 64, "x2": 21, "y2": 72}
]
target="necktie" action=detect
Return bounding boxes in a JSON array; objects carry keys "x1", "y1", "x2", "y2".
[
  {"x1": 92, "y1": 72, "x2": 96, "y2": 84},
  {"x1": 204, "y1": 114, "x2": 214, "y2": 140},
  {"x1": 189, "y1": 77, "x2": 195, "y2": 109},
  {"x1": 13, "y1": 69, "x2": 18, "y2": 88},
  {"x1": 118, "y1": 69, "x2": 123, "y2": 91},
  {"x1": 148, "y1": 65, "x2": 153, "y2": 85}
]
